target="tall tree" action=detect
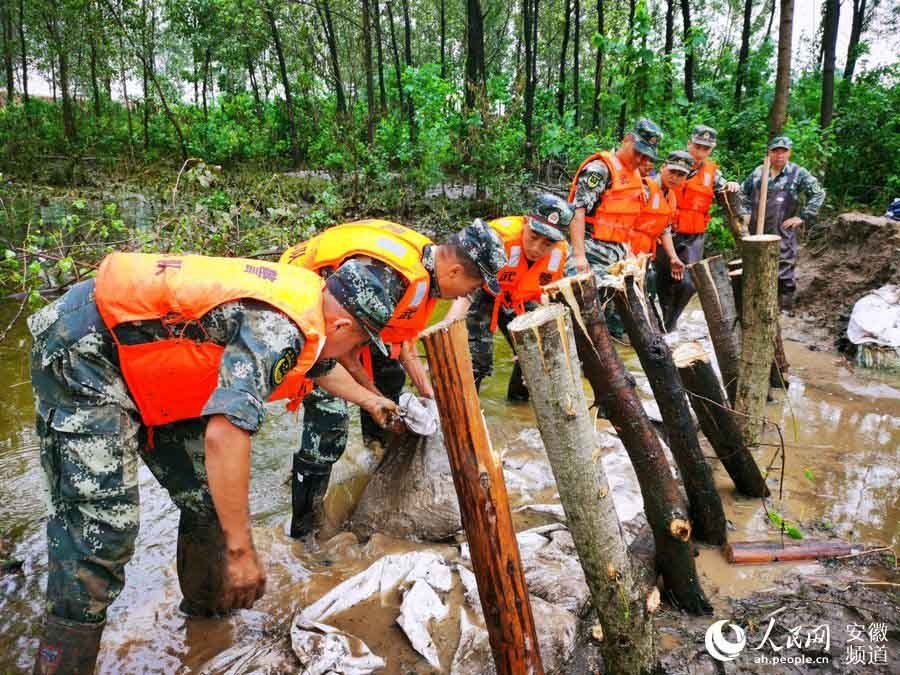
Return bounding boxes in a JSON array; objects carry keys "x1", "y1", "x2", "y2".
[
  {"x1": 315, "y1": 0, "x2": 347, "y2": 116},
  {"x1": 264, "y1": 0, "x2": 300, "y2": 165},
  {"x1": 556, "y1": 0, "x2": 571, "y2": 118},
  {"x1": 400, "y1": 0, "x2": 415, "y2": 142},
  {"x1": 17, "y1": 0, "x2": 25, "y2": 103},
  {"x1": 522, "y1": 0, "x2": 537, "y2": 167},
  {"x1": 664, "y1": 0, "x2": 674, "y2": 100},
  {"x1": 616, "y1": 0, "x2": 636, "y2": 138},
  {"x1": 572, "y1": 0, "x2": 580, "y2": 126},
  {"x1": 769, "y1": 0, "x2": 794, "y2": 136},
  {"x1": 439, "y1": 0, "x2": 446, "y2": 78},
  {"x1": 361, "y1": 0, "x2": 375, "y2": 142},
  {"x1": 2, "y1": 0, "x2": 14, "y2": 104},
  {"x1": 590, "y1": 0, "x2": 604, "y2": 129},
  {"x1": 843, "y1": 0, "x2": 869, "y2": 84},
  {"x1": 385, "y1": 0, "x2": 403, "y2": 113},
  {"x1": 680, "y1": 0, "x2": 694, "y2": 102},
  {"x1": 734, "y1": 0, "x2": 753, "y2": 106},
  {"x1": 820, "y1": 0, "x2": 838, "y2": 127},
  {"x1": 373, "y1": 0, "x2": 386, "y2": 111},
  {"x1": 464, "y1": 0, "x2": 485, "y2": 110}
]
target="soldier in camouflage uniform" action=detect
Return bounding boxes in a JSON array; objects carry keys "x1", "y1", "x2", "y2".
[
  {"x1": 741, "y1": 136, "x2": 826, "y2": 310},
  {"x1": 567, "y1": 118, "x2": 663, "y2": 337},
  {"x1": 292, "y1": 220, "x2": 508, "y2": 539},
  {"x1": 28, "y1": 257, "x2": 399, "y2": 674}
]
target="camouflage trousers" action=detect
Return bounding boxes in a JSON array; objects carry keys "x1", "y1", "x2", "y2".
[
  {"x1": 656, "y1": 232, "x2": 706, "y2": 332},
  {"x1": 564, "y1": 236, "x2": 629, "y2": 337},
  {"x1": 465, "y1": 288, "x2": 532, "y2": 386}
]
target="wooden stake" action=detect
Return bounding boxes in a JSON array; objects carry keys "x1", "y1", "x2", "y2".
[
  {"x1": 673, "y1": 342, "x2": 770, "y2": 498},
  {"x1": 754, "y1": 153, "x2": 771, "y2": 236},
  {"x1": 611, "y1": 261, "x2": 728, "y2": 546},
  {"x1": 715, "y1": 190, "x2": 746, "y2": 238},
  {"x1": 543, "y1": 274, "x2": 712, "y2": 615},
  {"x1": 689, "y1": 256, "x2": 742, "y2": 405},
  {"x1": 510, "y1": 304, "x2": 655, "y2": 675},
  {"x1": 726, "y1": 540, "x2": 852, "y2": 564},
  {"x1": 734, "y1": 235, "x2": 781, "y2": 447},
  {"x1": 420, "y1": 318, "x2": 544, "y2": 675}
]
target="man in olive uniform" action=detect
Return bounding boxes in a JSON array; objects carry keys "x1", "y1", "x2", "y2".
[
  {"x1": 29, "y1": 256, "x2": 399, "y2": 674},
  {"x1": 567, "y1": 118, "x2": 664, "y2": 337},
  {"x1": 741, "y1": 136, "x2": 826, "y2": 310}
]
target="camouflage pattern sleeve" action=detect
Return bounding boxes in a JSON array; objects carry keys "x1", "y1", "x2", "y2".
[
  {"x1": 571, "y1": 160, "x2": 611, "y2": 213},
  {"x1": 713, "y1": 167, "x2": 728, "y2": 192},
  {"x1": 740, "y1": 166, "x2": 760, "y2": 214},
  {"x1": 797, "y1": 167, "x2": 826, "y2": 224},
  {"x1": 201, "y1": 302, "x2": 306, "y2": 433}
]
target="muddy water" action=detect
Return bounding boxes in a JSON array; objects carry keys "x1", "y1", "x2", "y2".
[{"x1": 0, "y1": 299, "x2": 898, "y2": 672}]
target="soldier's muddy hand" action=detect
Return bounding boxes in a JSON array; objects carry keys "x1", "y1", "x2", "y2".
[
  {"x1": 222, "y1": 545, "x2": 267, "y2": 611},
  {"x1": 363, "y1": 395, "x2": 405, "y2": 433}
]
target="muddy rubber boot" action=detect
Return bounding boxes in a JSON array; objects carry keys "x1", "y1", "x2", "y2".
[
  {"x1": 33, "y1": 615, "x2": 104, "y2": 675},
  {"x1": 779, "y1": 290, "x2": 795, "y2": 313},
  {"x1": 506, "y1": 361, "x2": 530, "y2": 402},
  {"x1": 290, "y1": 458, "x2": 332, "y2": 540},
  {"x1": 176, "y1": 514, "x2": 228, "y2": 617}
]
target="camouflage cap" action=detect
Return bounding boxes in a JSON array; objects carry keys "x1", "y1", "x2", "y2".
[
  {"x1": 528, "y1": 194, "x2": 574, "y2": 242},
  {"x1": 326, "y1": 259, "x2": 396, "y2": 355},
  {"x1": 691, "y1": 124, "x2": 718, "y2": 147},
  {"x1": 768, "y1": 135, "x2": 793, "y2": 150},
  {"x1": 454, "y1": 219, "x2": 509, "y2": 295},
  {"x1": 629, "y1": 118, "x2": 663, "y2": 160},
  {"x1": 664, "y1": 150, "x2": 694, "y2": 174}
]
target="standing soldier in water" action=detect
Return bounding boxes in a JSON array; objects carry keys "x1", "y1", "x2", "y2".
[
  {"x1": 445, "y1": 195, "x2": 573, "y2": 400},
  {"x1": 567, "y1": 118, "x2": 663, "y2": 338},
  {"x1": 656, "y1": 125, "x2": 743, "y2": 332},
  {"x1": 741, "y1": 136, "x2": 826, "y2": 311},
  {"x1": 29, "y1": 254, "x2": 401, "y2": 673}
]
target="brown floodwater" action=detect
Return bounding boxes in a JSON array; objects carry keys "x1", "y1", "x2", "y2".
[{"x1": 0, "y1": 300, "x2": 897, "y2": 672}]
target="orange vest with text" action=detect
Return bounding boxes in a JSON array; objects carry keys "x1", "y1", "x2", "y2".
[
  {"x1": 488, "y1": 216, "x2": 568, "y2": 332},
  {"x1": 629, "y1": 178, "x2": 677, "y2": 256},
  {"x1": 568, "y1": 151, "x2": 644, "y2": 244},
  {"x1": 280, "y1": 220, "x2": 436, "y2": 358},
  {"x1": 94, "y1": 253, "x2": 326, "y2": 427},
  {"x1": 673, "y1": 161, "x2": 717, "y2": 234}
]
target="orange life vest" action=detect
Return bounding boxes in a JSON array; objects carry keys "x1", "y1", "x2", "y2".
[
  {"x1": 281, "y1": 220, "x2": 437, "y2": 357},
  {"x1": 568, "y1": 151, "x2": 644, "y2": 243},
  {"x1": 629, "y1": 178, "x2": 677, "y2": 256},
  {"x1": 673, "y1": 160, "x2": 717, "y2": 234},
  {"x1": 94, "y1": 253, "x2": 326, "y2": 427},
  {"x1": 488, "y1": 216, "x2": 568, "y2": 332}
]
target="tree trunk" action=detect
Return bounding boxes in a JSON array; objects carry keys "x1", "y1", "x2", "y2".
[
  {"x1": 439, "y1": 0, "x2": 446, "y2": 79},
  {"x1": 689, "y1": 256, "x2": 742, "y2": 405},
  {"x1": 317, "y1": 0, "x2": 346, "y2": 116},
  {"x1": 420, "y1": 319, "x2": 545, "y2": 675},
  {"x1": 59, "y1": 50, "x2": 76, "y2": 142},
  {"x1": 556, "y1": 0, "x2": 571, "y2": 119},
  {"x1": 201, "y1": 46, "x2": 210, "y2": 120},
  {"x1": 591, "y1": 0, "x2": 604, "y2": 129},
  {"x1": 820, "y1": 0, "x2": 838, "y2": 128},
  {"x1": 50, "y1": 57, "x2": 56, "y2": 103},
  {"x1": 769, "y1": 0, "x2": 794, "y2": 136},
  {"x1": 523, "y1": 0, "x2": 536, "y2": 168},
  {"x1": 385, "y1": 0, "x2": 403, "y2": 111},
  {"x1": 246, "y1": 50, "x2": 263, "y2": 118},
  {"x1": 464, "y1": 0, "x2": 485, "y2": 110},
  {"x1": 118, "y1": 29, "x2": 134, "y2": 161},
  {"x1": 673, "y1": 342, "x2": 770, "y2": 498},
  {"x1": 572, "y1": 0, "x2": 580, "y2": 126},
  {"x1": 361, "y1": 0, "x2": 375, "y2": 143},
  {"x1": 611, "y1": 264, "x2": 728, "y2": 546},
  {"x1": 544, "y1": 274, "x2": 712, "y2": 615},
  {"x1": 734, "y1": 0, "x2": 752, "y2": 106},
  {"x1": 664, "y1": 0, "x2": 674, "y2": 101},
  {"x1": 616, "y1": 0, "x2": 636, "y2": 138},
  {"x1": 734, "y1": 236, "x2": 780, "y2": 447},
  {"x1": 842, "y1": 0, "x2": 867, "y2": 84},
  {"x1": 680, "y1": 0, "x2": 694, "y2": 102},
  {"x1": 509, "y1": 304, "x2": 657, "y2": 674},
  {"x1": 373, "y1": 0, "x2": 386, "y2": 110},
  {"x1": 16, "y1": 0, "x2": 25, "y2": 104},
  {"x1": 400, "y1": 0, "x2": 415, "y2": 143},
  {"x1": 264, "y1": 0, "x2": 301, "y2": 167},
  {"x1": 2, "y1": 2, "x2": 13, "y2": 105},
  {"x1": 726, "y1": 540, "x2": 851, "y2": 564},
  {"x1": 89, "y1": 39, "x2": 101, "y2": 117}
]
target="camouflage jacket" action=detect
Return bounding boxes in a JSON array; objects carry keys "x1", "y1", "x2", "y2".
[{"x1": 740, "y1": 162, "x2": 826, "y2": 224}]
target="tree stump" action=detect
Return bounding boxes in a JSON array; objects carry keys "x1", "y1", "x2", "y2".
[
  {"x1": 730, "y1": 266, "x2": 789, "y2": 390},
  {"x1": 509, "y1": 303, "x2": 656, "y2": 675},
  {"x1": 689, "y1": 255, "x2": 742, "y2": 405},
  {"x1": 420, "y1": 318, "x2": 544, "y2": 675},
  {"x1": 543, "y1": 274, "x2": 712, "y2": 615},
  {"x1": 610, "y1": 260, "x2": 728, "y2": 546},
  {"x1": 673, "y1": 342, "x2": 770, "y2": 498},
  {"x1": 734, "y1": 235, "x2": 781, "y2": 447}
]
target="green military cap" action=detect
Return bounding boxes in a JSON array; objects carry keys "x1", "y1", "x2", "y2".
[
  {"x1": 664, "y1": 150, "x2": 694, "y2": 174},
  {"x1": 454, "y1": 219, "x2": 509, "y2": 295},
  {"x1": 768, "y1": 136, "x2": 793, "y2": 150},
  {"x1": 528, "y1": 194, "x2": 574, "y2": 242},
  {"x1": 630, "y1": 118, "x2": 664, "y2": 160},
  {"x1": 327, "y1": 259, "x2": 397, "y2": 355},
  {"x1": 691, "y1": 125, "x2": 718, "y2": 147}
]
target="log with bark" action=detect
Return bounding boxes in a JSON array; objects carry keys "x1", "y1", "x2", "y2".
[
  {"x1": 689, "y1": 255, "x2": 742, "y2": 405},
  {"x1": 734, "y1": 235, "x2": 780, "y2": 447},
  {"x1": 609, "y1": 259, "x2": 728, "y2": 546},
  {"x1": 543, "y1": 273, "x2": 712, "y2": 614},
  {"x1": 729, "y1": 265, "x2": 789, "y2": 389},
  {"x1": 420, "y1": 318, "x2": 544, "y2": 675},
  {"x1": 673, "y1": 342, "x2": 770, "y2": 498},
  {"x1": 726, "y1": 540, "x2": 852, "y2": 564},
  {"x1": 715, "y1": 190, "x2": 747, "y2": 238},
  {"x1": 509, "y1": 303, "x2": 656, "y2": 675}
]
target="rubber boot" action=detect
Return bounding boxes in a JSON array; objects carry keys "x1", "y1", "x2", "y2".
[
  {"x1": 779, "y1": 290, "x2": 795, "y2": 313},
  {"x1": 176, "y1": 513, "x2": 227, "y2": 616},
  {"x1": 290, "y1": 458, "x2": 332, "y2": 540},
  {"x1": 33, "y1": 615, "x2": 104, "y2": 675},
  {"x1": 506, "y1": 361, "x2": 530, "y2": 402}
]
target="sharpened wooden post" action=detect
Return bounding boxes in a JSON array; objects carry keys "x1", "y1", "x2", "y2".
[
  {"x1": 544, "y1": 274, "x2": 712, "y2": 615},
  {"x1": 735, "y1": 235, "x2": 780, "y2": 447},
  {"x1": 610, "y1": 260, "x2": 728, "y2": 546},
  {"x1": 689, "y1": 256, "x2": 742, "y2": 405},
  {"x1": 420, "y1": 318, "x2": 544, "y2": 675},
  {"x1": 673, "y1": 342, "x2": 770, "y2": 498},
  {"x1": 509, "y1": 304, "x2": 656, "y2": 674}
]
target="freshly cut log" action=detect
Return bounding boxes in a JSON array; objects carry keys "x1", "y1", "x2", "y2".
[
  {"x1": 673, "y1": 342, "x2": 770, "y2": 498},
  {"x1": 726, "y1": 540, "x2": 852, "y2": 564},
  {"x1": 543, "y1": 273, "x2": 712, "y2": 615},
  {"x1": 509, "y1": 303, "x2": 656, "y2": 675},
  {"x1": 715, "y1": 190, "x2": 746, "y2": 238}
]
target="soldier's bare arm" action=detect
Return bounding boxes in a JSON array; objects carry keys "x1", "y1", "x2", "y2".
[
  {"x1": 398, "y1": 340, "x2": 434, "y2": 399},
  {"x1": 314, "y1": 363, "x2": 402, "y2": 430}
]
